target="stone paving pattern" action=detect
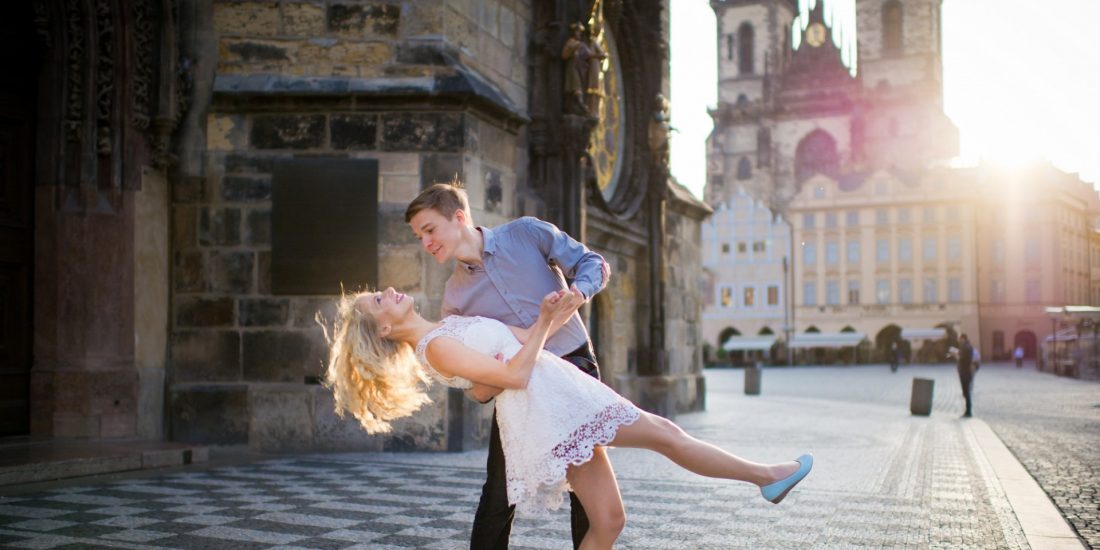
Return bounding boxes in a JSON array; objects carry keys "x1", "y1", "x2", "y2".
[{"x1": 0, "y1": 362, "x2": 1093, "y2": 549}]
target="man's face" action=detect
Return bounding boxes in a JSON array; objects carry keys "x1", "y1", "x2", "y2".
[{"x1": 409, "y1": 208, "x2": 465, "y2": 264}]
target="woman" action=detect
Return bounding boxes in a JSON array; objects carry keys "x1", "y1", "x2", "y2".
[{"x1": 322, "y1": 287, "x2": 812, "y2": 550}]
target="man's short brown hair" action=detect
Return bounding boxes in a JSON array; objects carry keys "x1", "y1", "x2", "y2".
[{"x1": 404, "y1": 182, "x2": 472, "y2": 224}]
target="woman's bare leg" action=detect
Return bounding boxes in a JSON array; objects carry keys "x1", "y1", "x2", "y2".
[
  {"x1": 566, "y1": 447, "x2": 625, "y2": 550},
  {"x1": 609, "y1": 412, "x2": 798, "y2": 486}
]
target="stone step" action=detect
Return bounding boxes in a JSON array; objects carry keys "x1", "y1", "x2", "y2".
[{"x1": 0, "y1": 439, "x2": 208, "y2": 487}]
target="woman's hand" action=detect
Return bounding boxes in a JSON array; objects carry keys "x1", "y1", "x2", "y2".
[{"x1": 538, "y1": 290, "x2": 576, "y2": 323}]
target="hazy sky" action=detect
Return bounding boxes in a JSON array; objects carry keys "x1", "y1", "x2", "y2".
[{"x1": 669, "y1": 0, "x2": 1100, "y2": 199}]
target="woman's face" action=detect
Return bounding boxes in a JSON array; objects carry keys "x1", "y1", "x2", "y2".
[{"x1": 357, "y1": 287, "x2": 413, "y2": 334}]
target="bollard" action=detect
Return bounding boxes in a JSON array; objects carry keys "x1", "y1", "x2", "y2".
[
  {"x1": 745, "y1": 362, "x2": 762, "y2": 395},
  {"x1": 910, "y1": 377, "x2": 934, "y2": 416}
]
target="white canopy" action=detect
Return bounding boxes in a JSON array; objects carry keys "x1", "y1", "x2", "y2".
[
  {"x1": 788, "y1": 332, "x2": 867, "y2": 349},
  {"x1": 900, "y1": 328, "x2": 947, "y2": 340},
  {"x1": 722, "y1": 335, "x2": 778, "y2": 351}
]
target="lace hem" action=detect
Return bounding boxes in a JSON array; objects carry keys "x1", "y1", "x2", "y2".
[
  {"x1": 507, "y1": 401, "x2": 641, "y2": 515},
  {"x1": 414, "y1": 316, "x2": 478, "y2": 389}
]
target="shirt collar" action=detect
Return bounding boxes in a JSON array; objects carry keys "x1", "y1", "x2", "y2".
[{"x1": 479, "y1": 226, "x2": 497, "y2": 257}]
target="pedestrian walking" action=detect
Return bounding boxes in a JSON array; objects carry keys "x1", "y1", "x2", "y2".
[
  {"x1": 957, "y1": 334, "x2": 976, "y2": 418},
  {"x1": 321, "y1": 286, "x2": 813, "y2": 550},
  {"x1": 1014, "y1": 345, "x2": 1024, "y2": 368}
]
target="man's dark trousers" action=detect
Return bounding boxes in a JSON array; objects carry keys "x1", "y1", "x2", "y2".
[
  {"x1": 469, "y1": 344, "x2": 599, "y2": 550},
  {"x1": 957, "y1": 365, "x2": 973, "y2": 416}
]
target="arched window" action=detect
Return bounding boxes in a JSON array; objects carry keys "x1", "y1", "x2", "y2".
[
  {"x1": 737, "y1": 157, "x2": 752, "y2": 180},
  {"x1": 756, "y1": 127, "x2": 771, "y2": 167},
  {"x1": 794, "y1": 130, "x2": 839, "y2": 182},
  {"x1": 727, "y1": 34, "x2": 735, "y2": 61},
  {"x1": 883, "y1": 0, "x2": 903, "y2": 55},
  {"x1": 736, "y1": 93, "x2": 749, "y2": 107},
  {"x1": 738, "y1": 22, "x2": 754, "y2": 74}
]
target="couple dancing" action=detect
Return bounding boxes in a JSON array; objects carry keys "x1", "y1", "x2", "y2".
[{"x1": 322, "y1": 183, "x2": 813, "y2": 549}]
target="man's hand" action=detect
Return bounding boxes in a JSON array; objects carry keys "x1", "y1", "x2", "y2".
[{"x1": 600, "y1": 259, "x2": 611, "y2": 288}]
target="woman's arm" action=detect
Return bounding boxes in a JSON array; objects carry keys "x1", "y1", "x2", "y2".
[{"x1": 426, "y1": 291, "x2": 570, "y2": 389}]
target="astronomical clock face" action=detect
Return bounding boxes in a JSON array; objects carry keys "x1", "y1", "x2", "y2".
[
  {"x1": 589, "y1": 26, "x2": 625, "y2": 203},
  {"x1": 805, "y1": 22, "x2": 827, "y2": 48}
]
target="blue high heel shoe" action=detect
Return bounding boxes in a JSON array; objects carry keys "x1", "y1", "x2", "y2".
[{"x1": 760, "y1": 453, "x2": 813, "y2": 504}]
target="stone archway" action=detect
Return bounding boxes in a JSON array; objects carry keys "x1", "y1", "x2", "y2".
[{"x1": 1014, "y1": 330, "x2": 1038, "y2": 359}]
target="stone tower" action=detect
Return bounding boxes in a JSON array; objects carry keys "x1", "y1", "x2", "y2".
[
  {"x1": 854, "y1": 0, "x2": 958, "y2": 172},
  {"x1": 707, "y1": 0, "x2": 797, "y2": 206}
]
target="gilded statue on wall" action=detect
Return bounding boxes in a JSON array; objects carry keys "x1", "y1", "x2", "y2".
[{"x1": 562, "y1": 21, "x2": 607, "y2": 116}]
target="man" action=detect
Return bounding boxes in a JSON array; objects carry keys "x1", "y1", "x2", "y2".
[
  {"x1": 956, "y1": 334, "x2": 975, "y2": 418},
  {"x1": 405, "y1": 183, "x2": 610, "y2": 550},
  {"x1": 1014, "y1": 345, "x2": 1024, "y2": 368}
]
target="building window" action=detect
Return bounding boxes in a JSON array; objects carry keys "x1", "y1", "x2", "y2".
[
  {"x1": 948, "y1": 277, "x2": 962, "y2": 302},
  {"x1": 847, "y1": 281, "x2": 860, "y2": 304},
  {"x1": 876, "y1": 208, "x2": 889, "y2": 225},
  {"x1": 898, "y1": 207, "x2": 911, "y2": 224},
  {"x1": 795, "y1": 130, "x2": 839, "y2": 182},
  {"x1": 875, "y1": 181, "x2": 889, "y2": 196},
  {"x1": 727, "y1": 34, "x2": 734, "y2": 61},
  {"x1": 924, "y1": 278, "x2": 938, "y2": 303},
  {"x1": 825, "y1": 212, "x2": 837, "y2": 227},
  {"x1": 752, "y1": 241, "x2": 765, "y2": 252},
  {"x1": 924, "y1": 206, "x2": 937, "y2": 223},
  {"x1": 992, "y1": 280, "x2": 1006, "y2": 303},
  {"x1": 738, "y1": 22, "x2": 754, "y2": 74},
  {"x1": 1026, "y1": 279, "x2": 1040, "y2": 304},
  {"x1": 813, "y1": 186, "x2": 826, "y2": 199},
  {"x1": 738, "y1": 242, "x2": 748, "y2": 253},
  {"x1": 826, "y1": 241, "x2": 839, "y2": 265},
  {"x1": 721, "y1": 243, "x2": 730, "y2": 254},
  {"x1": 947, "y1": 236, "x2": 961, "y2": 260},
  {"x1": 721, "y1": 286, "x2": 733, "y2": 307},
  {"x1": 847, "y1": 211, "x2": 859, "y2": 226},
  {"x1": 883, "y1": 0, "x2": 904, "y2": 55},
  {"x1": 898, "y1": 238, "x2": 912, "y2": 262},
  {"x1": 743, "y1": 286, "x2": 755, "y2": 307},
  {"x1": 847, "y1": 240, "x2": 860, "y2": 263},
  {"x1": 803, "y1": 281, "x2": 817, "y2": 306},
  {"x1": 923, "y1": 236, "x2": 937, "y2": 261},
  {"x1": 803, "y1": 242, "x2": 817, "y2": 265},
  {"x1": 876, "y1": 238, "x2": 890, "y2": 263},
  {"x1": 767, "y1": 285, "x2": 779, "y2": 306},
  {"x1": 876, "y1": 279, "x2": 890, "y2": 304},
  {"x1": 826, "y1": 280, "x2": 840, "y2": 305},
  {"x1": 737, "y1": 157, "x2": 752, "y2": 180},
  {"x1": 898, "y1": 279, "x2": 912, "y2": 304},
  {"x1": 803, "y1": 213, "x2": 815, "y2": 229}
]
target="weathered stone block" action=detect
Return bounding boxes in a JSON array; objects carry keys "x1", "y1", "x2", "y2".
[
  {"x1": 249, "y1": 387, "x2": 314, "y2": 452},
  {"x1": 383, "y1": 384, "x2": 448, "y2": 451},
  {"x1": 208, "y1": 251, "x2": 255, "y2": 294},
  {"x1": 101, "y1": 413, "x2": 137, "y2": 438},
  {"x1": 381, "y1": 113, "x2": 464, "y2": 152},
  {"x1": 173, "y1": 175, "x2": 206, "y2": 203},
  {"x1": 171, "y1": 331, "x2": 241, "y2": 383},
  {"x1": 207, "y1": 114, "x2": 247, "y2": 151},
  {"x1": 214, "y1": 2, "x2": 280, "y2": 36},
  {"x1": 298, "y1": 41, "x2": 392, "y2": 68},
  {"x1": 242, "y1": 330, "x2": 327, "y2": 383},
  {"x1": 222, "y1": 175, "x2": 272, "y2": 202},
  {"x1": 311, "y1": 388, "x2": 384, "y2": 451},
  {"x1": 176, "y1": 296, "x2": 235, "y2": 327},
  {"x1": 291, "y1": 297, "x2": 338, "y2": 328},
  {"x1": 328, "y1": 4, "x2": 400, "y2": 37},
  {"x1": 331, "y1": 114, "x2": 378, "y2": 150},
  {"x1": 174, "y1": 251, "x2": 205, "y2": 292},
  {"x1": 420, "y1": 153, "x2": 463, "y2": 188},
  {"x1": 225, "y1": 153, "x2": 279, "y2": 174},
  {"x1": 199, "y1": 208, "x2": 242, "y2": 246},
  {"x1": 52, "y1": 414, "x2": 99, "y2": 438},
  {"x1": 282, "y1": 2, "x2": 325, "y2": 35},
  {"x1": 257, "y1": 251, "x2": 272, "y2": 294},
  {"x1": 251, "y1": 115, "x2": 326, "y2": 149},
  {"x1": 240, "y1": 298, "x2": 289, "y2": 327},
  {"x1": 170, "y1": 385, "x2": 249, "y2": 445},
  {"x1": 173, "y1": 206, "x2": 198, "y2": 250},
  {"x1": 379, "y1": 208, "x2": 418, "y2": 246},
  {"x1": 381, "y1": 175, "x2": 420, "y2": 204},
  {"x1": 221, "y1": 39, "x2": 292, "y2": 64},
  {"x1": 375, "y1": 152, "x2": 419, "y2": 176},
  {"x1": 379, "y1": 249, "x2": 421, "y2": 291},
  {"x1": 245, "y1": 209, "x2": 271, "y2": 245}
]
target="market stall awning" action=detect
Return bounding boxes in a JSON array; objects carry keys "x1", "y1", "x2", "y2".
[
  {"x1": 1043, "y1": 328, "x2": 1079, "y2": 343},
  {"x1": 722, "y1": 336, "x2": 778, "y2": 351},
  {"x1": 900, "y1": 328, "x2": 947, "y2": 340},
  {"x1": 788, "y1": 333, "x2": 867, "y2": 349}
]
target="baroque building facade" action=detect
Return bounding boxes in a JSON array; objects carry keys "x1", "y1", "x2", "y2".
[
  {"x1": 4, "y1": 0, "x2": 709, "y2": 452},
  {"x1": 704, "y1": 0, "x2": 1100, "y2": 362}
]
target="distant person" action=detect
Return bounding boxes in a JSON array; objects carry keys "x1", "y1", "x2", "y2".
[
  {"x1": 889, "y1": 342, "x2": 899, "y2": 373},
  {"x1": 1014, "y1": 345, "x2": 1024, "y2": 368},
  {"x1": 972, "y1": 347, "x2": 981, "y2": 371},
  {"x1": 956, "y1": 334, "x2": 976, "y2": 418}
]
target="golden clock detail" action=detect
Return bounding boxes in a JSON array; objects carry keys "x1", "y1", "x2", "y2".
[
  {"x1": 805, "y1": 22, "x2": 827, "y2": 48},
  {"x1": 589, "y1": 24, "x2": 625, "y2": 202}
]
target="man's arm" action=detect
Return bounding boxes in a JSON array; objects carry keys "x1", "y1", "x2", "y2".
[{"x1": 521, "y1": 217, "x2": 610, "y2": 299}]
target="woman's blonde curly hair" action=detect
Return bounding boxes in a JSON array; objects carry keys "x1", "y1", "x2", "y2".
[{"x1": 319, "y1": 290, "x2": 432, "y2": 434}]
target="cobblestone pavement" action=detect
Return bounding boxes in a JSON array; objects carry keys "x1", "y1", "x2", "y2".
[
  {"x1": 0, "y1": 363, "x2": 1087, "y2": 549},
  {"x1": 970, "y1": 362, "x2": 1100, "y2": 549}
]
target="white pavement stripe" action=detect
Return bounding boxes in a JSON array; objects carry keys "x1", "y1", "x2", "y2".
[
  {"x1": 253, "y1": 511, "x2": 362, "y2": 529},
  {"x1": 191, "y1": 525, "x2": 305, "y2": 545}
]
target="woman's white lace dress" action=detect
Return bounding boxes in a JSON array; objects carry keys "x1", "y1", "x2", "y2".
[{"x1": 415, "y1": 316, "x2": 641, "y2": 515}]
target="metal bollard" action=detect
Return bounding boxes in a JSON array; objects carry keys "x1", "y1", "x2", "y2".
[
  {"x1": 910, "y1": 377, "x2": 934, "y2": 416},
  {"x1": 745, "y1": 362, "x2": 762, "y2": 395}
]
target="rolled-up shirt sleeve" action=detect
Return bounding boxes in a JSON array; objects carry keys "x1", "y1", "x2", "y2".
[{"x1": 521, "y1": 217, "x2": 607, "y2": 300}]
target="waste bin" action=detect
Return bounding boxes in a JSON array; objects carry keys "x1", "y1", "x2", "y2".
[
  {"x1": 910, "y1": 377, "x2": 934, "y2": 416},
  {"x1": 745, "y1": 362, "x2": 762, "y2": 395}
]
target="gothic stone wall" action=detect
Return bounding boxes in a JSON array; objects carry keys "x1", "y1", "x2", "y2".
[{"x1": 171, "y1": 0, "x2": 531, "y2": 451}]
